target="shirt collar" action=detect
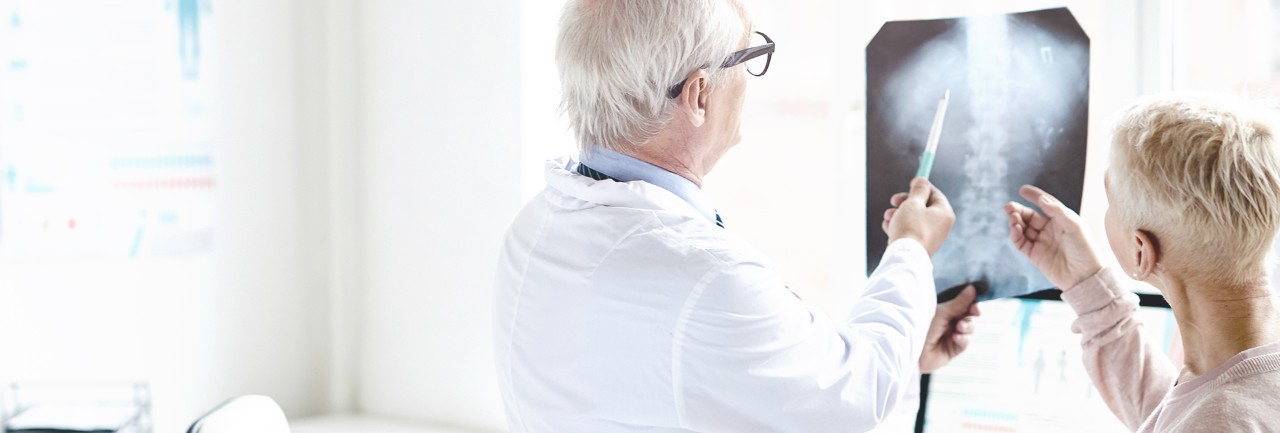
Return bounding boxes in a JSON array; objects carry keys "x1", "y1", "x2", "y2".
[{"x1": 579, "y1": 146, "x2": 719, "y2": 225}]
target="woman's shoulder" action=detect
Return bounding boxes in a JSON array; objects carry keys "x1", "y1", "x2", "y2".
[{"x1": 1172, "y1": 351, "x2": 1280, "y2": 431}]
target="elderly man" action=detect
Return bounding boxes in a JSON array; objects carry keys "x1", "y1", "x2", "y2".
[{"x1": 493, "y1": 1, "x2": 980, "y2": 432}]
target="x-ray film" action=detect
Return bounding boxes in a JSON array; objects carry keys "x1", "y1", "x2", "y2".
[{"x1": 865, "y1": 8, "x2": 1090, "y2": 301}]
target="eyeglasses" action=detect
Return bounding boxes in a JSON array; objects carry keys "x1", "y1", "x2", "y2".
[{"x1": 667, "y1": 31, "x2": 775, "y2": 99}]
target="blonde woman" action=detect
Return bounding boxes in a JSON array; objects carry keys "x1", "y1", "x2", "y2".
[{"x1": 1004, "y1": 94, "x2": 1280, "y2": 432}]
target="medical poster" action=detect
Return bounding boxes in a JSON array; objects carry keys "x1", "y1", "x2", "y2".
[
  {"x1": 921, "y1": 299, "x2": 1181, "y2": 432},
  {"x1": 864, "y1": 8, "x2": 1090, "y2": 301},
  {"x1": 0, "y1": 0, "x2": 216, "y2": 261}
]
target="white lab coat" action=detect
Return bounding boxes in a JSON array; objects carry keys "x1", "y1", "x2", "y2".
[{"x1": 493, "y1": 157, "x2": 937, "y2": 433}]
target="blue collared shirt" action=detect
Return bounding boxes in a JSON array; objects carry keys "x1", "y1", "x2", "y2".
[{"x1": 579, "y1": 146, "x2": 720, "y2": 226}]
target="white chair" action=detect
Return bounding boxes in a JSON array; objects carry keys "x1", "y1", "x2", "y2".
[{"x1": 187, "y1": 395, "x2": 291, "y2": 433}]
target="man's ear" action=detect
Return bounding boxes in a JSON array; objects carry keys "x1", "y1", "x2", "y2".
[
  {"x1": 1132, "y1": 229, "x2": 1161, "y2": 279},
  {"x1": 677, "y1": 69, "x2": 710, "y2": 128}
]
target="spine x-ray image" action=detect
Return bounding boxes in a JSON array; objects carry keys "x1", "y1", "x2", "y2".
[{"x1": 865, "y1": 8, "x2": 1090, "y2": 301}]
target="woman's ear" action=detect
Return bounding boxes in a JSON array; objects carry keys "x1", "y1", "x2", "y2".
[
  {"x1": 677, "y1": 70, "x2": 709, "y2": 128},
  {"x1": 1132, "y1": 229, "x2": 1161, "y2": 279}
]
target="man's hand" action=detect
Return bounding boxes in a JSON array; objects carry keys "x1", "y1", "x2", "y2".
[
  {"x1": 1004, "y1": 185, "x2": 1104, "y2": 291},
  {"x1": 920, "y1": 285, "x2": 981, "y2": 374},
  {"x1": 883, "y1": 177, "x2": 955, "y2": 256}
]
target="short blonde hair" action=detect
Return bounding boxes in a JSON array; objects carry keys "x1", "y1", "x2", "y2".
[
  {"x1": 1108, "y1": 93, "x2": 1280, "y2": 286},
  {"x1": 556, "y1": 0, "x2": 747, "y2": 153}
]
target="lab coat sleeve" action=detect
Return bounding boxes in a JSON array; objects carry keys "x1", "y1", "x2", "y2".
[
  {"x1": 674, "y1": 239, "x2": 937, "y2": 433},
  {"x1": 867, "y1": 374, "x2": 922, "y2": 433}
]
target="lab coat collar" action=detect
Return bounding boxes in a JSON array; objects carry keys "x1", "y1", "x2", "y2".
[
  {"x1": 544, "y1": 156, "x2": 708, "y2": 223},
  {"x1": 579, "y1": 147, "x2": 720, "y2": 225}
]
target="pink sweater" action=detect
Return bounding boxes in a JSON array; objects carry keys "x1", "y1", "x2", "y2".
[{"x1": 1062, "y1": 267, "x2": 1280, "y2": 432}]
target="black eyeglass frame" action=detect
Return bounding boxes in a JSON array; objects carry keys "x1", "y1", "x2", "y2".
[{"x1": 667, "y1": 31, "x2": 775, "y2": 99}]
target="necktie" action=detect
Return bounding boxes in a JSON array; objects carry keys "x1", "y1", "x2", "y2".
[{"x1": 576, "y1": 163, "x2": 724, "y2": 228}]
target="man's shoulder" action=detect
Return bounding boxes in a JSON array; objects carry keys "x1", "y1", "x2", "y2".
[
  {"x1": 511, "y1": 187, "x2": 776, "y2": 275},
  {"x1": 625, "y1": 212, "x2": 770, "y2": 267}
]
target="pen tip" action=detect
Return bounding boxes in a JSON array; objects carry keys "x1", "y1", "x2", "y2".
[{"x1": 944, "y1": 90, "x2": 950, "y2": 100}]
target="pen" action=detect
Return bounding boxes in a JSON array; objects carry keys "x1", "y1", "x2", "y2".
[{"x1": 917, "y1": 90, "x2": 950, "y2": 179}]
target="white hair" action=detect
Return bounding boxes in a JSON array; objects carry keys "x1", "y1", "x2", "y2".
[
  {"x1": 1108, "y1": 93, "x2": 1280, "y2": 286},
  {"x1": 556, "y1": 0, "x2": 747, "y2": 153}
]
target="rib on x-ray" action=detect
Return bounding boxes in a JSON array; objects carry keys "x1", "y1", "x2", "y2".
[{"x1": 865, "y1": 8, "x2": 1089, "y2": 301}]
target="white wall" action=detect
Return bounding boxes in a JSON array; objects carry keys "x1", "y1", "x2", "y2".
[
  {"x1": 294, "y1": 0, "x2": 363, "y2": 414},
  {"x1": 355, "y1": 0, "x2": 520, "y2": 431},
  {"x1": 206, "y1": 0, "x2": 330, "y2": 423}
]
